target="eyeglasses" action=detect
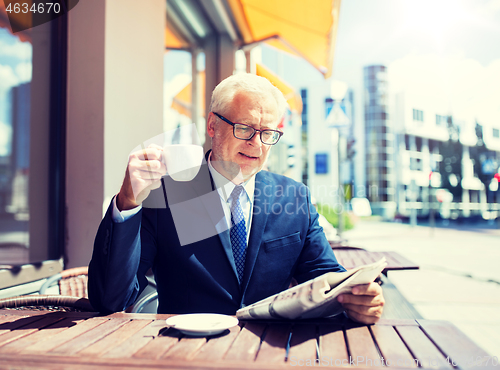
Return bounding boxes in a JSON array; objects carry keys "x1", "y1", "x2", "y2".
[{"x1": 212, "y1": 112, "x2": 283, "y2": 145}]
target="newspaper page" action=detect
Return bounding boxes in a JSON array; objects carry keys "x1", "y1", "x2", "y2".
[{"x1": 237, "y1": 257, "x2": 387, "y2": 320}]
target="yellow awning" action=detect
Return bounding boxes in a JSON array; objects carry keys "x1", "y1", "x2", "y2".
[
  {"x1": 228, "y1": 0, "x2": 341, "y2": 78},
  {"x1": 165, "y1": 1, "x2": 341, "y2": 78},
  {"x1": 255, "y1": 64, "x2": 302, "y2": 113},
  {"x1": 165, "y1": 22, "x2": 190, "y2": 50},
  {"x1": 171, "y1": 67, "x2": 302, "y2": 118},
  {"x1": 0, "y1": 1, "x2": 31, "y2": 43},
  {"x1": 171, "y1": 71, "x2": 206, "y2": 119}
]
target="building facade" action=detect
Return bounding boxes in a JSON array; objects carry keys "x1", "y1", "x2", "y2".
[
  {"x1": 363, "y1": 65, "x2": 397, "y2": 218},
  {"x1": 393, "y1": 91, "x2": 500, "y2": 220},
  {"x1": 300, "y1": 81, "x2": 355, "y2": 209}
]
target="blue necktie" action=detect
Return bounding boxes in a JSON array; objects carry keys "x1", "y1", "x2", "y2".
[{"x1": 230, "y1": 185, "x2": 247, "y2": 284}]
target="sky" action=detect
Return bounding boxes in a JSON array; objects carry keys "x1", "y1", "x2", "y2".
[{"x1": 262, "y1": 0, "x2": 500, "y2": 130}]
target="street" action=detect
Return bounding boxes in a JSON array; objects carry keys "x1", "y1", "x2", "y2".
[{"x1": 343, "y1": 219, "x2": 500, "y2": 358}]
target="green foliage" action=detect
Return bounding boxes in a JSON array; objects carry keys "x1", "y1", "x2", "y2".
[{"x1": 316, "y1": 203, "x2": 354, "y2": 231}]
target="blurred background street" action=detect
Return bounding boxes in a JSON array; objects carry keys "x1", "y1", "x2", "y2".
[{"x1": 344, "y1": 218, "x2": 500, "y2": 358}]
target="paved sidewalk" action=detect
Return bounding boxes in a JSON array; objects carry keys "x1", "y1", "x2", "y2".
[{"x1": 343, "y1": 219, "x2": 500, "y2": 358}]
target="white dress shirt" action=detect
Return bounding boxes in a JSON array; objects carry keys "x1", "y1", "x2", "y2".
[{"x1": 207, "y1": 155, "x2": 254, "y2": 243}]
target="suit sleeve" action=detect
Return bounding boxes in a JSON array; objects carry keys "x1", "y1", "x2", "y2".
[
  {"x1": 88, "y1": 198, "x2": 155, "y2": 313},
  {"x1": 293, "y1": 186, "x2": 347, "y2": 284}
]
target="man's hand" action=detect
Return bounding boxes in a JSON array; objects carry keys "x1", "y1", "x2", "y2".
[
  {"x1": 338, "y1": 281, "x2": 384, "y2": 324},
  {"x1": 117, "y1": 144, "x2": 167, "y2": 211}
]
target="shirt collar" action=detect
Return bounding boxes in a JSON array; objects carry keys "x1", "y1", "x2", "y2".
[{"x1": 207, "y1": 152, "x2": 255, "y2": 203}]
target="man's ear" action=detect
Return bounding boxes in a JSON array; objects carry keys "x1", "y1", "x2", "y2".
[{"x1": 207, "y1": 112, "x2": 216, "y2": 138}]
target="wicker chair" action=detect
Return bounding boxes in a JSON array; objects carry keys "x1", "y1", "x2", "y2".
[
  {"x1": 39, "y1": 266, "x2": 89, "y2": 298},
  {"x1": 0, "y1": 295, "x2": 95, "y2": 312}
]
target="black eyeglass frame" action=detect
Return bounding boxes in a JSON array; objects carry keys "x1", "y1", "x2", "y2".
[{"x1": 212, "y1": 112, "x2": 283, "y2": 145}]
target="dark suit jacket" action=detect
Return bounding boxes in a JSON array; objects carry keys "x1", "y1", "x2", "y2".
[{"x1": 88, "y1": 160, "x2": 345, "y2": 314}]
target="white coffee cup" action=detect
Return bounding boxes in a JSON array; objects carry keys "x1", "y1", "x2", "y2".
[{"x1": 163, "y1": 144, "x2": 204, "y2": 181}]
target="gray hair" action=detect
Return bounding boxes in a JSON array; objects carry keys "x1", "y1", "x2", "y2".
[{"x1": 210, "y1": 73, "x2": 287, "y2": 122}]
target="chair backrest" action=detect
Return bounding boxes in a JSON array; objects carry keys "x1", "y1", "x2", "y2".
[
  {"x1": 39, "y1": 266, "x2": 89, "y2": 298},
  {"x1": 131, "y1": 291, "x2": 158, "y2": 313},
  {"x1": 127, "y1": 275, "x2": 158, "y2": 313},
  {"x1": 0, "y1": 295, "x2": 95, "y2": 312}
]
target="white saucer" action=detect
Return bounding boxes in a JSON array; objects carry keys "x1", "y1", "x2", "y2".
[{"x1": 166, "y1": 313, "x2": 239, "y2": 337}]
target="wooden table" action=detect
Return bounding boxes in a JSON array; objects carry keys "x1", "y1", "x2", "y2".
[
  {"x1": 333, "y1": 249, "x2": 419, "y2": 276},
  {"x1": 0, "y1": 310, "x2": 495, "y2": 369}
]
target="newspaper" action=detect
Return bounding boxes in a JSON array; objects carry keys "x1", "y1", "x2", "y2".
[{"x1": 236, "y1": 257, "x2": 387, "y2": 320}]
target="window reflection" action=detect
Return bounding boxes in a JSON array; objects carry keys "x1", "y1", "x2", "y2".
[{"x1": 0, "y1": 27, "x2": 32, "y2": 264}]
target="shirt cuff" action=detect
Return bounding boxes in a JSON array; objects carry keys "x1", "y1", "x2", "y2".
[{"x1": 112, "y1": 195, "x2": 142, "y2": 223}]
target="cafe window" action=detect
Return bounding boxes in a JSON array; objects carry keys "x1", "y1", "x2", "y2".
[
  {"x1": 436, "y1": 114, "x2": 447, "y2": 127},
  {"x1": 413, "y1": 109, "x2": 424, "y2": 122},
  {"x1": 0, "y1": 18, "x2": 66, "y2": 270}
]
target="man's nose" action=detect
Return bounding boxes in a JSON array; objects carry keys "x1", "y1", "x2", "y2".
[{"x1": 248, "y1": 132, "x2": 262, "y2": 146}]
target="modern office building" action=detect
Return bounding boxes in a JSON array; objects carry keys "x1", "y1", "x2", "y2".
[
  {"x1": 363, "y1": 65, "x2": 396, "y2": 218},
  {"x1": 265, "y1": 108, "x2": 303, "y2": 183},
  {"x1": 299, "y1": 81, "x2": 355, "y2": 208},
  {"x1": 393, "y1": 91, "x2": 500, "y2": 219},
  {"x1": 6, "y1": 82, "x2": 31, "y2": 217}
]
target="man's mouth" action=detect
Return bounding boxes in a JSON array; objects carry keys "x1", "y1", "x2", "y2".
[{"x1": 239, "y1": 152, "x2": 258, "y2": 159}]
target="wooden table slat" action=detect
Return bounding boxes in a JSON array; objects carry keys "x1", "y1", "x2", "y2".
[
  {"x1": 0, "y1": 317, "x2": 84, "y2": 354},
  {"x1": 162, "y1": 333, "x2": 206, "y2": 360},
  {"x1": 102, "y1": 319, "x2": 166, "y2": 359},
  {"x1": 133, "y1": 326, "x2": 182, "y2": 359},
  {"x1": 370, "y1": 325, "x2": 418, "y2": 368},
  {"x1": 417, "y1": 320, "x2": 494, "y2": 369},
  {"x1": 224, "y1": 322, "x2": 266, "y2": 362},
  {"x1": 319, "y1": 324, "x2": 349, "y2": 365},
  {"x1": 20, "y1": 317, "x2": 108, "y2": 354},
  {"x1": 50, "y1": 318, "x2": 129, "y2": 355},
  {"x1": 345, "y1": 326, "x2": 381, "y2": 367},
  {"x1": 287, "y1": 324, "x2": 317, "y2": 361},
  {"x1": 333, "y1": 250, "x2": 420, "y2": 273},
  {"x1": 0, "y1": 314, "x2": 65, "y2": 349},
  {"x1": 396, "y1": 325, "x2": 452, "y2": 369},
  {"x1": 0, "y1": 314, "x2": 48, "y2": 337},
  {"x1": 192, "y1": 324, "x2": 242, "y2": 361},
  {"x1": 0, "y1": 311, "x2": 492, "y2": 370},
  {"x1": 0, "y1": 315, "x2": 27, "y2": 326},
  {"x1": 254, "y1": 323, "x2": 290, "y2": 363},
  {"x1": 79, "y1": 318, "x2": 153, "y2": 357}
]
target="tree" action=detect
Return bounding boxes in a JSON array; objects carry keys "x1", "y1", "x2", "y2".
[
  {"x1": 470, "y1": 121, "x2": 497, "y2": 187},
  {"x1": 438, "y1": 116, "x2": 462, "y2": 201}
]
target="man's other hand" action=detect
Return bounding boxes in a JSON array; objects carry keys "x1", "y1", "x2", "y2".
[
  {"x1": 338, "y1": 281, "x2": 384, "y2": 324},
  {"x1": 117, "y1": 144, "x2": 167, "y2": 211}
]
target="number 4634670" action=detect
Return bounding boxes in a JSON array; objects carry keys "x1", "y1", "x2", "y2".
[{"x1": 6, "y1": 2, "x2": 61, "y2": 14}]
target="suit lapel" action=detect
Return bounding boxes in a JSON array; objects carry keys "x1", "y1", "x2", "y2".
[
  {"x1": 241, "y1": 171, "x2": 272, "y2": 295},
  {"x1": 188, "y1": 154, "x2": 239, "y2": 282}
]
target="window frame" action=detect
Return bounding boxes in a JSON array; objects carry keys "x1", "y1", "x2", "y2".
[{"x1": 0, "y1": 15, "x2": 67, "y2": 289}]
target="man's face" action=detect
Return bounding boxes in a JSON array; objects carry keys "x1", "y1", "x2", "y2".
[{"x1": 208, "y1": 91, "x2": 279, "y2": 183}]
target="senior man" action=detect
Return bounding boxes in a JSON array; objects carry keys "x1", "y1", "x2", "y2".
[{"x1": 88, "y1": 73, "x2": 384, "y2": 324}]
